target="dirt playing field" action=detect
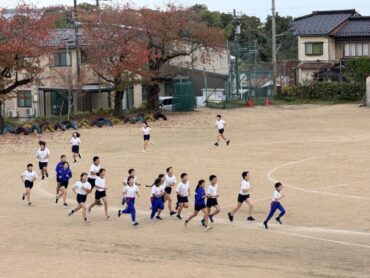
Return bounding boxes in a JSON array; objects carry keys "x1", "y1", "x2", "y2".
[{"x1": 1, "y1": 104, "x2": 370, "y2": 278}]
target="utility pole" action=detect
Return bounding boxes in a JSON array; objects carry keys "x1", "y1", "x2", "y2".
[
  {"x1": 233, "y1": 9, "x2": 241, "y2": 96},
  {"x1": 271, "y1": 0, "x2": 277, "y2": 96},
  {"x1": 73, "y1": 0, "x2": 80, "y2": 113}
]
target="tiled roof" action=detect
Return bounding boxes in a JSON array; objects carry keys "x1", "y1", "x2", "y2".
[
  {"x1": 48, "y1": 29, "x2": 85, "y2": 47},
  {"x1": 290, "y1": 10, "x2": 359, "y2": 36},
  {"x1": 336, "y1": 17, "x2": 370, "y2": 37}
]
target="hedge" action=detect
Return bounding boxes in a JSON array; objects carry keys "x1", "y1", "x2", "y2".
[{"x1": 281, "y1": 82, "x2": 365, "y2": 101}]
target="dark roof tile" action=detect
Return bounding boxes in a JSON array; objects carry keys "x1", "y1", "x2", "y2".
[{"x1": 336, "y1": 17, "x2": 370, "y2": 37}]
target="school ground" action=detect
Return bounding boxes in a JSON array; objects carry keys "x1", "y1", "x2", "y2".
[{"x1": 1, "y1": 104, "x2": 370, "y2": 278}]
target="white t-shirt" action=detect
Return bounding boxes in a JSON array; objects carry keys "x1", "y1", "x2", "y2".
[
  {"x1": 240, "y1": 180, "x2": 251, "y2": 195},
  {"x1": 164, "y1": 175, "x2": 176, "y2": 188},
  {"x1": 215, "y1": 119, "x2": 225, "y2": 130},
  {"x1": 142, "y1": 127, "x2": 151, "y2": 135},
  {"x1": 124, "y1": 185, "x2": 139, "y2": 198},
  {"x1": 88, "y1": 164, "x2": 100, "y2": 179},
  {"x1": 176, "y1": 181, "x2": 190, "y2": 197},
  {"x1": 73, "y1": 181, "x2": 92, "y2": 195},
  {"x1": 272, "y1": 190, "x2": 281, "y2": 202},
  {"x1": 95, "y1": 177, "x2": 106, "y2": 192},
  {"x1": 36, "y1": 147, "x2": 50, "y2": 163},
  {"x1": 70, "y1": 137, "x2": 81, "y2": 146},
  {"x1": 207, "y1": 184, "x2": 218, "y2": 198},
  {"x1": 22, "y1": 170, "x2": 38, "y2": 182},
  {"x1": 151, "y1": 185, "x2": 164, "y2": 197}
]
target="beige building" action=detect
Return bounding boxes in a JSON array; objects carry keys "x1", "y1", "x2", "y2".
[{"x1": 290, "y1": 10, "x2": 370, "y2": 84}]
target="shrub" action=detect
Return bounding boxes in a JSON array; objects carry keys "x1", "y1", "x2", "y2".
[{"x1": 282, "y1": 82, "x2": 365, "y2": 101}]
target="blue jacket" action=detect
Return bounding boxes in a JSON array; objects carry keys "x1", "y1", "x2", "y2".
[
  {"x1": 58, "y1": 168, "x2": 72, "y2": 182},
  {"x1": 55, "y1": 161, "x2": 64, "y2": 174},
  {"x1": 194, "y1": 187, "x2": 206, "y2": 206}
]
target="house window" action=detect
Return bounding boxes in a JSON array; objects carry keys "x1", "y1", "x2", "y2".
[
  {"x1": 79, "y1": 49, "x2": 88, "y2": 64},
  {"x1": 54, "y1": 52, "x2": 71, "y2": 67},
  {"x1": 17, "y1": 91, "x2": 32, "y2": 108},
  {"x1": 305, "y1": 42, "x2": 323, "y2": 56},
  {"x1": 344, "y1": 43, "x2": 369, "y2": 57}
]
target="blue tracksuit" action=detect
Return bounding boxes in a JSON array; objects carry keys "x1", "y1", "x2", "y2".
[
  {"x1": 195, "y1": 187, "x2": 206, "y2": 205},
  {"x1": 151, "y1": 197, "x2": 164, "y2": 219},
  {"x1": 55, "y1": 161, "x2": 64, "y2": 181},
  {"x1": 58, "y1": 168, "x2": 72, "y2": 183},
  {"x1": 265, "y1": 202, "x2": 286, "y2": 223},
  {"x1": 121, "y1": 198, "x2": 136, "y2": 222}
]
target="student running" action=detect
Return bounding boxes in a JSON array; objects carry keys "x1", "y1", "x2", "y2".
[
  {"x1": 68, "y1": 173, "x2": 92, "y2": 224},
  {"x1": 88, "y1": 156, "x2": 101, "y2": 189},
  {"x1": 176, "y1": 173, "x2": 190, "y2": 220},
  {"x1": 263, "y1": 182, "x2": 286, "y2": 229},
  {"x1": 163, "y1": 167, "x2": 177, "y2": 216},
  {"x1": 118, "y1": 176, "x2": 139, "y2": 226},
  {"x1": 203, "y1": 175, "x2": 221, "y2": 224},
  {"x1": 88, "y1": 168, "x2": 109, "y2": 218},
  {"x1": 70, "y1": 132, "x2": 81, "y2": 163},
  {"x1": 36, "y1": 140, "x2": 50, "y2": 179},
  {"x1": 150, "y1": 178, "x2": 165, "y2": 222},
  {"x1": 141, "y1": 122, "x2": 152, "y2": 153},
  {"x1": 123, "y1": 169, "x2": 141, "y2": 187},
  {"x1": 214, "y1": 115, "x2": 230, "y2": 147},
  {"x1": 55, "y1": 155, "x2": 67, "y2": 197},
  {"x1": 56, "y1": 161, "x2": 72, "y2": 206},
  {"x1": 228, "y1": 171, "x2": 255, "y2": 222},
  {"x1": 184, "y1": 179, "x2": 212, "y2": 231},
  {"x1": 155, "y1": 174, "x2": 166, "y2": 219},
  {"x1": 21, "y1": 164, "x2": 37, "y2": 206}
]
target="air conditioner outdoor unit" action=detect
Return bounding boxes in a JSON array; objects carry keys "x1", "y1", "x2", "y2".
[
  {"x1": 7, "y1": 110, "x2": 18, "y2": 118},
  {"x1": 25, "y1": 108, "x2": 34, "y2": 117}
]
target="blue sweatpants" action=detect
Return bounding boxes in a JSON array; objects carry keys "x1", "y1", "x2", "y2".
[
  {"x1": 151, "y1": 197, "x2": 164, "y2": 219},
  {"x1": 265, "y1": 202, "x2": 286, "y2": 223},
  {"x1": 121, "y1": 198, "x2": 136, "y2": 222}
]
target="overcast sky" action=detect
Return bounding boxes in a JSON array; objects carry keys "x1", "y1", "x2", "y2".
[{"x1": 1, "y1": 0, "x2": 370, "y2": 20}]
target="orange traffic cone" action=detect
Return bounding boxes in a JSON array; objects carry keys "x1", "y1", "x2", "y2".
[
  {"x1": 248, "y1": 97, "x2": 253, "y2": 108},
  {"x1": 265, "y1": 97, "x2": 270, "y2": 107}
]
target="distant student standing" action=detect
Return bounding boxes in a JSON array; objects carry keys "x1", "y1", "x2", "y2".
[
  {"x1": 163, "y1": 167, "x2": 177, "y2": 216},
  {"x1": 36, "y1": 141, "x2": 50, "y2": 179},
  {"x1": 263, "y1": 182, "x2": 286, "y2": 229},
  {"x1": 214, "y1": 115, "x2": 230, "y2": 147},
  {"x1": 150, "y1": 178, "x2": 165, "y2": 222},
  {"x1": 176, "y1": 173, "x2": 190, "y2": 220},
  {"x1": 141, "y1": 122, "x2": 152, "y2": 153},
  {"x1": 56, "y1": 162, "x2": 72, "y2": 206},
  {"x1": 204, "y1": 175, "x2": 221, "y2": 224},
  {"x1": 70, "y1": 132, "x2": 81, "y2": 163},
  {"x1": 88, "y1": 169, "x2": 109, "y2": 218},
  {"x1": 228, "y1": 171, "x2": 255, "y2": 222},
  {"x1": 118, "y1": 176, "x2": 140, "y2": 226},
  {"x1": 68, "y1": 173, "x2": 92, "y2": 224},
  {"x1": 184, "y1": 179, "x2": 212, "y2": 231},
  {"x1": 55, "y1": 155, "x2": 67, "y2": 196},
  {"x1": 21, "y1": 164, "x2": 37, "y2": 206}
]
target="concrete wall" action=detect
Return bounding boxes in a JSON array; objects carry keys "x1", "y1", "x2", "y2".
[
  {"x1": 298, "y1": 69, "x2": 315, "y2": 84},
  {"x1": 366, "y1": 76, "x2": 370, "y2": 107}
]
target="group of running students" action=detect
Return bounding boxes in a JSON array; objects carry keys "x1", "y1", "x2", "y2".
[{"x1": 20, "y1": 115, "x2": 286, "y2": 230}]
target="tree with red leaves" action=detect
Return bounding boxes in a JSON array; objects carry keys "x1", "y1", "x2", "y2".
[
  {"x1": 139, "y1": 4, "x2": 226, "y2": 110},
  {"x1": 80, "y1": 6, "x2": 151, "y2": 116},
  {"x1": 0, "y1": 5, "x2": 55, "y2": 126}
]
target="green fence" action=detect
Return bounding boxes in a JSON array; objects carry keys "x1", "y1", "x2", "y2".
[{"x1": 172, "y1": 81, "x2": 195, "y2": 111}]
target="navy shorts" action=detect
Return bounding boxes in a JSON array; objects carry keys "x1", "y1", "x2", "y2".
[
  {"x1": 177, "y1": 196, "x2": 189, "y2": 204},
  {"x1": 238, "y1": 194, "x2": 250, "y2": 203},
  {"x1": 25, "y1": 180, "x2": 33, "y2": 189},
  {"x1": 143, "y1": 135, "x2": 150, "y2": 141},
  {"x1": 206, "y1": 198, "x2": 218, "y2": 208},
  {"x1": 165, "y1": 187, "x2": 172, "y2": 194},
  {"x1": 39, "y1": 162, "x2": 48, "y2": 170},
  {"x1": 72, "y1": 145, "x2": 80, "y2": 153},
  {"x1": 218, "y1": 129, "x2": 224, "y2": 134},
  {"x1": 76, "y1": 194, "x2": 87, "y2": 203},
  {"x1": 60, "y1": 181, "x2": 69, "y2": 188},
  {"x1": 95, "y1": 190, "x2": 106, "y2": 200},
  {"x1": 195, "y1": 203, "x2": 206, "y2": 211},
  {"x1": 88, "y1": 178, "x2": 96, "y2": 188}
]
